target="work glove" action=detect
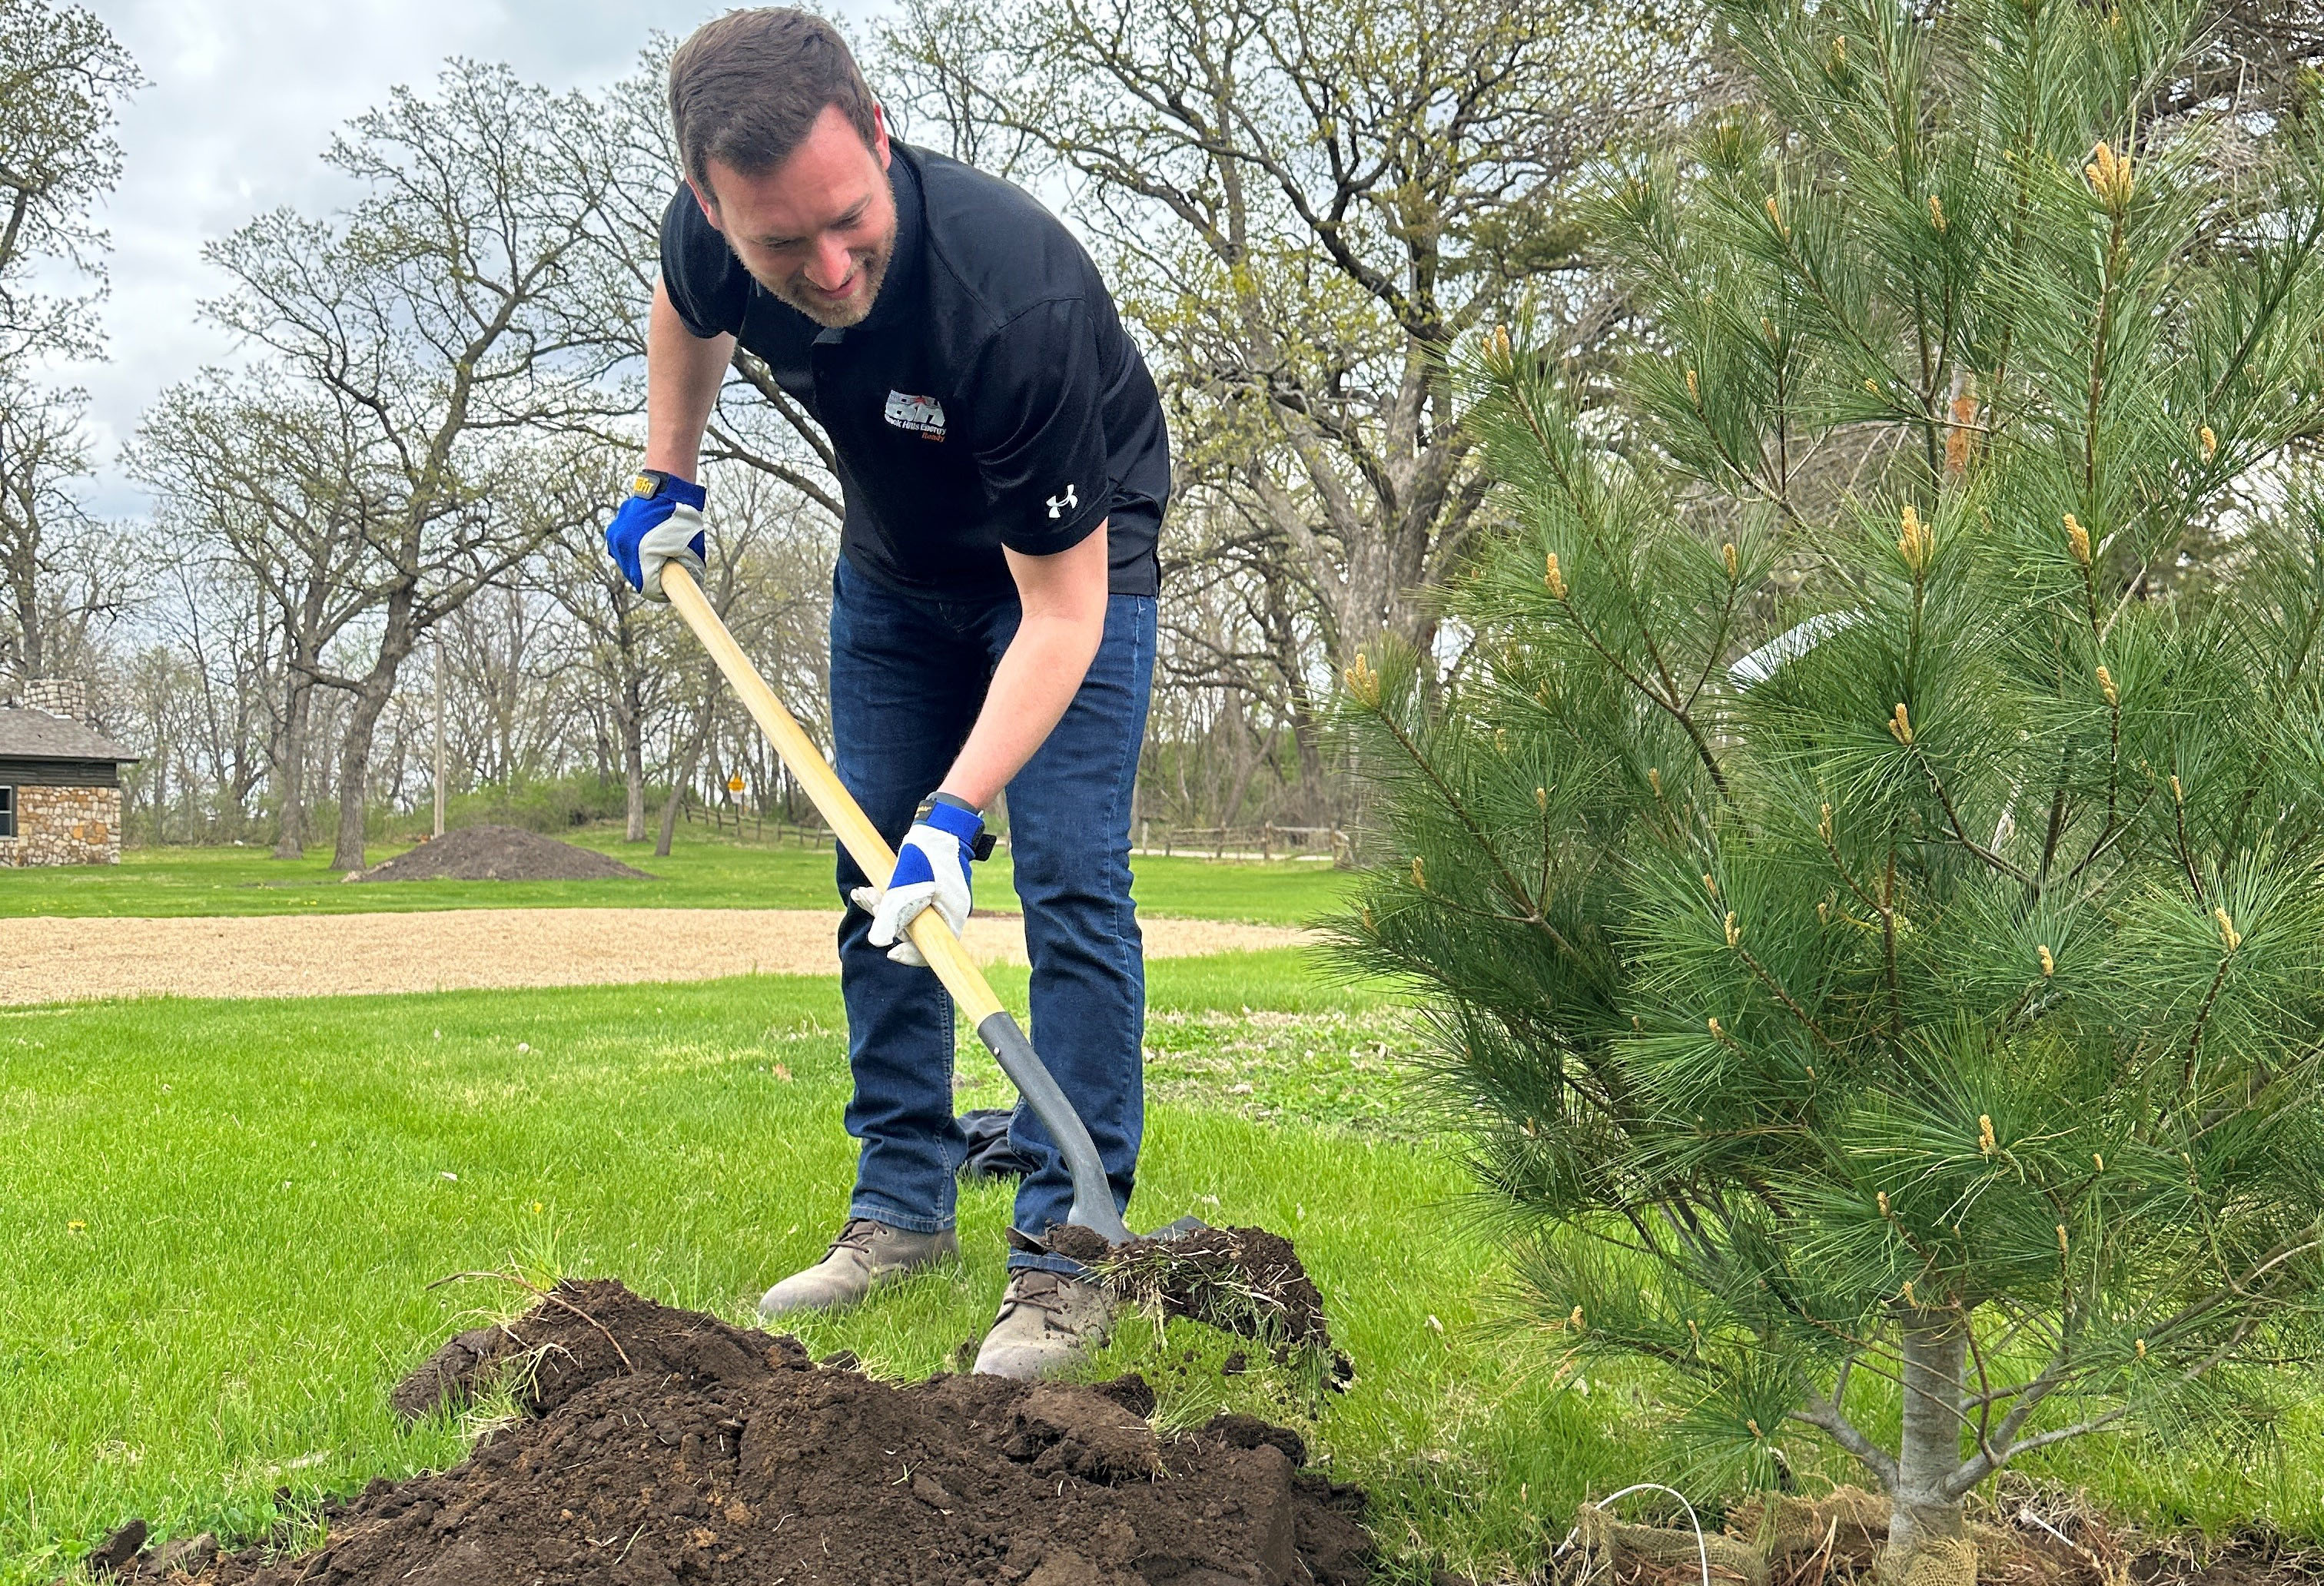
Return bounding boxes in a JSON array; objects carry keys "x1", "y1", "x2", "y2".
[
  {"x1": 850, "y1": 793, "x2": 994, "y2": 967},
  {"x1": 605, "y1": 469, "x2": 709, "y2": 602}
]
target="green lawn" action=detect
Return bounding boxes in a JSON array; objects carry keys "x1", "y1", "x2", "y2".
[
  {"x1": 0, "y1": 831, "x2": 1351, "y2": 925},
  {"x1": 2, "y1": 950, "x2": 1628, "y2": 1584},
  {"x1": 8, "y1": 947, "x2": 2319, "y2": 1583}
]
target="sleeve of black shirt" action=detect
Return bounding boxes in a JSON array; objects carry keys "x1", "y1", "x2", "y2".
[
  {"x1": 658, "y1": 184, "x2": 751, "y2": 340},
  {"x1": 965, "y1": 297, "x2": 1112, "y2": 557}
]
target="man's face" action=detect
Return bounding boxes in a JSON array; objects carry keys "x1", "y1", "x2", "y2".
[{"x1": 693, "y1": 103, "x2": 898, "y2": 330}]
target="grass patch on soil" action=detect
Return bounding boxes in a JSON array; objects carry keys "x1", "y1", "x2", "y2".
[
  {"x1": 0, "y1": 831, "x2": 1350, "y2": 925},
  {"x1": 8, "y1": 950, "x2": 2322, "y2": 1581}
]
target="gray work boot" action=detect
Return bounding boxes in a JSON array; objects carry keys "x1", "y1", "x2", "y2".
[
  {"x1": 758, "y1": 1217, "x2": 958, "y2": 1319},
  {"x1": 971, "y1": 1269, "x2": 1115, "y2": 1380}
]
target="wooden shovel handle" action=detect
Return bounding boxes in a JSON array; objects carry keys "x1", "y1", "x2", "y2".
[{"x1": 659, "y1": 563, "x2": 1005, "y2": 1025}]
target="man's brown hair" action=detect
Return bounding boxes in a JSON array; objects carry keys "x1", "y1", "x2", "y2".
[{"x1": 668, "y1": 8, "x2": 879, "y2": 194}]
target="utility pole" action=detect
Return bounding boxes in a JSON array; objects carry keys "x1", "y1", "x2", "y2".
[{"x1": 433, "y1": 632, "x2": 447, "y2": 838}]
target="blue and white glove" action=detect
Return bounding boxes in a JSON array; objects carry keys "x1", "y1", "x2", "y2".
[
  {"x1": 849, "y1": 793, "x2": 993, "y2": 967},
  {"x1": 605, "y1": 469, "x2": 708, "y2": 602}
]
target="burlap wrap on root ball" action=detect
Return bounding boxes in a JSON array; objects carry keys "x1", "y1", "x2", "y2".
[{"x1": 1565, "y1": 1487, "x2": 1983, "y2": 1586}]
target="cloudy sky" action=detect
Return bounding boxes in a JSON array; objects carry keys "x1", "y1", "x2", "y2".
[{"x1": 58, "y1": 0, "x2": 880, "y2": 519}]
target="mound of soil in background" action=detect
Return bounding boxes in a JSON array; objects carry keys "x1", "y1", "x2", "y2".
[
  {"x1": 355, "y1": 825, "x2": 652, "y2": 883},
  {"x1": 99, "y1": 1279, "x2": 1368, "y2": 1586},
  {"x1": 1047, "y1": 1224, "x2": 1353, "y2": 1387}
]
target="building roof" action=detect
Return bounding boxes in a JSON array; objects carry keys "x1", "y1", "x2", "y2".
[{"x1": 0, "y1": 705, "x2": 138, "y2": 763}]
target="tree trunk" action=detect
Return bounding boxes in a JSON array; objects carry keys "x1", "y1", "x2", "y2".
[
  {"x1": 272, "y1": 675, "x2": 313, "y2": 858},
  {"x1": 621, "y1": 675, "x2": 646, "y2": 843},
  {"x1": 1881, "y1": 1313, "x2": 1975, "y2": 1586},
  {"x1": 656, "y1": 695, "x2": 712, "y2": 859},
  {"x1": 330, "y1": 671, "x2": 398, "y2": 874}
]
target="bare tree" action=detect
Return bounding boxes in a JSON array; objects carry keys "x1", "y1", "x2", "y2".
[
  {"x1": 0, "y1": 0, "x2": 138, "y2": 363},
  {"x1": 0, "y1": 377, "x2": 115, "y2": 677},
  {"x1": 132, "y1": 371, "x2": 393, "y2": 855},
  {"x1": 200, "y1": 61, "x2": 631, "y2": 871},
  {"x1": 0, "y1": 0, "x2": 136, "y2": 685},
  {"x1": 881, "y1": 0, "x2": 1696, "y2": 817}
]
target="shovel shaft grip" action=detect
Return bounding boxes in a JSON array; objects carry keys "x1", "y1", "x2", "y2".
[{"x1": 660, "y1": 563, "x2": 1003, "y2": 1024}]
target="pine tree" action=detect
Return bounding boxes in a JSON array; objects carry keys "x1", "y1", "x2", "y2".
[{"x1": 1337, "y1": 0, "x2": 2324, "y2": 1577}]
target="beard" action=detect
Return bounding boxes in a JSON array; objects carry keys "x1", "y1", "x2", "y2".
[{"x1": 757, "y1": 231, "x2": 895, "y2": 329}]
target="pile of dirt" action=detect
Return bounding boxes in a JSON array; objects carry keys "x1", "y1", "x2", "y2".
[
  {"x1": 91, "y1": 1279, "x2": 1368, "y2": 1585},
  {"x1": 355, "y1": 826, "x2": 653, "y2": 883},
  {"x1": 1047, "y1": 1224, "x2": 1354, "y2": 1389}
]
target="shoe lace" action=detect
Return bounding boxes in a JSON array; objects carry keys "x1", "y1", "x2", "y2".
[
  {"x1": 1005, "y1": 1270, "x2": 1073, "y2": 1318},
  {"x1": 827, "y1": 1218, "x2": 885, "y2": 1256}
]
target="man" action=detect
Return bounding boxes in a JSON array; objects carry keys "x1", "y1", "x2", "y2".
[{"x1": 605, "y1": 9, "x2": 1168, "y2": 1380}]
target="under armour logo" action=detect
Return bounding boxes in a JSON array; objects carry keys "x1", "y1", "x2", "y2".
[{"x1": 1046, "y1": 484, "x2": 1078, "y2": 519}]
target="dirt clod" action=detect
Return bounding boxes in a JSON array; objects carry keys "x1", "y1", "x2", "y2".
[
  {"x1": 88, "y1": 1519, "x2": 146, "y2": 1576},
  {"x1": 110, "y1": 1279, "x2": 1367, "y2": 1585},
  {"x1": 1047, "y1": 1224, "x2": 1354, "y2": 1385},
  {"x1": 356, "y1": 825, "x2": 652, "y2": 883}
]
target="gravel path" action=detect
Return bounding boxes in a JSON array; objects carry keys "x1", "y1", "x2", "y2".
[{"x1": 2, "y1": 908, "x2": 1311, "y2": 1005}]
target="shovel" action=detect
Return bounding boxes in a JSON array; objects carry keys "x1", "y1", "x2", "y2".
[{"x1": 661, "y1": 562, "x2": 1147, "y2": 1244}]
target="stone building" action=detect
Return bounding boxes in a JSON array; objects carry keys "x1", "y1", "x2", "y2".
[{"x1": 0, "y1": 679, "x2": 138, "y2": 867}]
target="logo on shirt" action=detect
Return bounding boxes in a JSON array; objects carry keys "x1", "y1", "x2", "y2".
[
  {"x1": 1047, "y1": 484, "x2": 1078, "y2": 519},
  {"x1": 883, "y1": 390, "x2": 947, "y2": 440}
]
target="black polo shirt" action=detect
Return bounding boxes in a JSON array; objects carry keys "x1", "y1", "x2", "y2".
[{"x1": 659, "y1": 144, "x2": 1170, "y2": 598}]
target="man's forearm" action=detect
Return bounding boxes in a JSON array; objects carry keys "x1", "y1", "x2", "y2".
[
  {"x1": 645, "y1": 280, "x2": 733, "y2": 479},
  {"x1": 938, "y1": 526, "x2": 1111, "y2": 811},
  {"x1": 939, "y1": 619, "x2": 1104, "y2": 810}
]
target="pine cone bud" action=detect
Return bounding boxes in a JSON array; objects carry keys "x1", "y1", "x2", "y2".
[
  {"x1": 1928, "y1": 193, "x2": 1947, "y2": 233},
  {"x1": 1723, "y1": 542, "x2": 1739, "y2": 579},
  {"x1": 2064, "y1": 513, "x2": 2093, "y2": 566},
  {"x1": 1818, "y1": 802, "x2": 1834, "y2": 844},
  {"x1": 2097, "y1": 664, "x2": 2118, "y2": 706},
  {"x1": 2200, "y1": 424, "x2": 2218, "y2": 463},
  {"x1": 1685, "y1": 367, "x2": 1701, "y2": 403},
  {"x1": 1411, "y1": 855, "x2": 1426, "y2": 891},
  {"x1": 1545, "y1": 552, "x2": 1567, "y2": 599},
  {"x1": 2215, "y1": 907, "x2": 2240, "y2": 952},
  {"x1": 1978, "y1": 1113, "x2": 1997, "y2": 1156},
  {"x1": 2171, "y1": 773, "x2": 2184, "y2": 805},
  {"x1": 1724, "y1": 911, "x2": 1740, "y2": 948},
  {"x1": 1648, "y1": 767, "x2": 1664, "y2": 798},
  {"x1": 1897, "y1": 504, "x2": 1933, "y2": 574},
  {"x1": 1887, "y1": 702, "x2": 1914, "y2": 745},
  {"x1": 1877, "y1": 1190, "x2": 1891, "y2": 1217},
  {"x1": 1343, "y1": 650, "x2": 1381, "y2": 705},
  {"x1": 1483, "y1": 324, "x2": 1515, "y2": 376},
  {"x1": 2038, "y1": 944, "x2": 2055, "y2": 977},
  {"x1": 2085, "y1": 140, "x2": 2134, "y2": 206}
]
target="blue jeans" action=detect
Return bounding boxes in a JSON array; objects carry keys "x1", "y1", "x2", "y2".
[{"x1": 828, "y1": 559, "x2": 1155, "y2": 1274}]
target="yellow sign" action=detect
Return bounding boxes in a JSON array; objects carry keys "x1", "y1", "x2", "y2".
[{"x1": 727, "y1": 774, "x2": 745, "y2": 795}]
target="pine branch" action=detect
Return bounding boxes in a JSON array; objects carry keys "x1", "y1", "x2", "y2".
[
  {"x1": 1908, "y1": 744, "x2": 2033, "y2": 883},
  {"x1": 1790, "y1": 1393, "x2": 1900, "y2": 1490}
]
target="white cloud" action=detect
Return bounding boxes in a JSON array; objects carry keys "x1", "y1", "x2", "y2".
[{"x1": 59, "y1": 0, "x2": 883, "y2": 519}]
